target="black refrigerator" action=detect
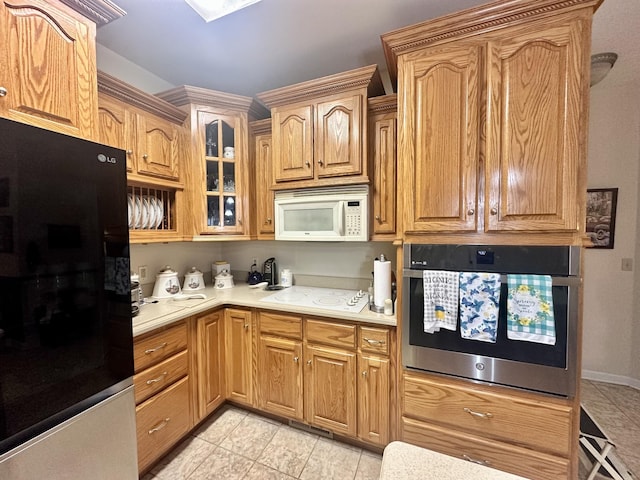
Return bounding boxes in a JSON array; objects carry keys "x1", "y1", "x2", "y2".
[{"x1": 0, "y1": 118, "x2": 137, "y2": 478}]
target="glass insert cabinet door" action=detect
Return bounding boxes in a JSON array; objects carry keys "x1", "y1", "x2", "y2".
[{"x1": 199, "y1": 112, "x2": 242, "y2": 232}]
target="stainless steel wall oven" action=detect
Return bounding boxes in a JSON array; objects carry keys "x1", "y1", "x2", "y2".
[{"x1": 402, "y1": 244, "x2": 580, "y2": 397}]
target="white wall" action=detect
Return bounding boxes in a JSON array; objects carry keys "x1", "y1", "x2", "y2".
[
  {"x1": 97, "y1": 44, "x2": 175, "y2": 94},
  {"x1": 583, "y1": 80, "x2": 640, "y2": 387}
]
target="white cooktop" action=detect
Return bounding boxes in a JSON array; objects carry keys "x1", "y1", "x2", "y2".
[{"x1": 260, "y1": 285, "x2": 369, "y2": 313}]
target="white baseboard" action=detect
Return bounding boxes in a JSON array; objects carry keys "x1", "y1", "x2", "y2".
[{"x1": 582, "y1": 369, "x2": 640, "y2": 390}]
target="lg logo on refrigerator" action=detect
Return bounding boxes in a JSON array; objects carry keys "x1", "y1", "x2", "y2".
[{"x1": 97, "y1": 154, "x2": 117, "y2": 164}]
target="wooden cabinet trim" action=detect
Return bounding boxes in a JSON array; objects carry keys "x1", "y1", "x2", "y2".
[
  {"x1": 258, "y1": 311, "x2": 303, "y2": 339},
  {"x1": 305, "y1": 318, "x2": 356, "y2": 349}
]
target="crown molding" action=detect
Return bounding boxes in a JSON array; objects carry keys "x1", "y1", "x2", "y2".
[
  {"x1": 249, "y1": 118, "x2": 272, "y2": 135},
  {"x1": 58, "y1": 0, "x2": 125, "y2": 25},
  {"x1": 97, "y1": 70, "x2": 187, "y2": 124},
  {"x1": 381, "y1": 0, "x2": 602, "y2": 85},
  {"x1": 256, "y1": 64, "x2": 385, "y2": 109},
  {"x1": 368, "y1": 94, "x2": 397, "y2": 114}
]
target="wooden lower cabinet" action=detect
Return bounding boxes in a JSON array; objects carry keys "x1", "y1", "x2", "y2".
[
  {"x1": 256, "y1": 312, "x2": 393, "y2": 446},
  {"x1": 357, "y1": 354, "x2": 389, "y2": 445},
  {"x1": 257, "y1": 335, "x2": 303, "y2": 419},
  {"x1": 136, "y1": 377, "x2": 191, "y2": 473},
  {"x1": 304, "y1": 343, "x2": 357, "y2": 437},
  {"x1": 196, "y1": 310, "x2": 225, "y2": 419},
  {"x1": 224, "y1": 308, "x2": 254, "y2": 405},
  {"x1": 133, "y1": 320, "x2": 191, "y2": 474},
  {"x1": 401, "y1": 372, "x2": 574, "y2": 480}
]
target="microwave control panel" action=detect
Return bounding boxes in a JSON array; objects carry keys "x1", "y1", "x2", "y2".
[{"x1": 345, "y1": 200, "x2": 364, "y2": 237}]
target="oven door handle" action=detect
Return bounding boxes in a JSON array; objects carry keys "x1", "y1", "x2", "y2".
[{"x1": 402, "y1": 270, "x2": 581, "y2": 287}]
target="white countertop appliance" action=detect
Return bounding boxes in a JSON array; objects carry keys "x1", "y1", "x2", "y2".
[
  {"x1": 274, "y1": 185, "x2": 368, "y2": 241},
  {"x1": 260, "y1": 285, "x2": 369, "y2": 313}
]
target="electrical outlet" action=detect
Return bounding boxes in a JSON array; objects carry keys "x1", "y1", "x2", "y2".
[
  {"x1": 621, "y1": 258, "x2": 633, "y2": 271},
  {"x1": 138, "y1": 265, "x2": 148, "y2": 282}
]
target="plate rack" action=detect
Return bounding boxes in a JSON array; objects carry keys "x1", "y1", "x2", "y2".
[{"x1": 127, "y1": 185, "x2": 176, "y2": 231}]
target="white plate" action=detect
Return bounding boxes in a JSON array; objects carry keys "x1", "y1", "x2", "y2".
[
  {"x1": 134, "y1": 196, "x2": 142, "y2": 229},
  {"x1": 144, "y1": 196, "x2": 156, "y2": 229},
  {"x1": 155, "y1": 197, "x2": 164, "y2": 228},
  {"x1": 127, "y1": 194, "x2": 134, "y2": 228},
  {"x1": 141, "y1": 197, "x2": 150, "y2": 228}
]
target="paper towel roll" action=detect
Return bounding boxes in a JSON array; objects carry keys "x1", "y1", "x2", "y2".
[{"x1": 374, "y1": 259, "x2": 391, "y2": 308}]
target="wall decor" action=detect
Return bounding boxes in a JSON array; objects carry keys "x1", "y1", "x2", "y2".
[{"x1": 586, "y1": 188, "x2": 618, "y2": 249}]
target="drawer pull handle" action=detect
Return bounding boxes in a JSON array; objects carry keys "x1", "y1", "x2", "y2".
[
  {"x1": 146, "y1": 372, "x2": 168, "y2": 385},
  {"x1": 148, "y1": 418, "x2": 170, "y2": 435},
  {"x1": 462, "y1": 454, "x2": 490, "y2": 466},
  {"x1": 364, "y1": 338, "x2": 385, "y2": 346},
  {"x1": 144, "y1": 342, "x2": 168, "y2": 354},
  {"x1": 463, "y1": 407, "x2": 493, "y2": 419}
]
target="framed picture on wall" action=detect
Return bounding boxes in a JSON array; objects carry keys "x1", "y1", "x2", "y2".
[{"x1": 586, "y1": 188, "x2": 618, "y2": 249}]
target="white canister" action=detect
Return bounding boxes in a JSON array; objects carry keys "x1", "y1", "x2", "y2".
[
  {"x1": 223, "y1": 147, "x2": 235, "y2": 159},
  {"x1": 280, "y1": 269, "x2": 292, "y2": 287},
  {"x1": 212, "y1": 261, "x2": 230, "y2": 282}
]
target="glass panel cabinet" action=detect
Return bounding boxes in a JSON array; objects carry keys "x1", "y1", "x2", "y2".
[{"x1": 157, "y1": 85, "x2": 266, "y2": 238}]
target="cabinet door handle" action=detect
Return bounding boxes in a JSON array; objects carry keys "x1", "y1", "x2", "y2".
[
  {"x1": 467, "y1": 208, "x2": 475, "y2": 216},
  {"x1": 126, "y1": 149, "x2": 133, "y2": 155},
  {"x1": 306, "y1": 360, "x2": 312, "y2": 366},
  {"x1": 146, "y1": 372, "x2": 168, "y2": 385},
  {"x1": 362, "y1": 371, "x2": 368, "y2": 377},
  {"x1": 148, "y1": 418, "x2": 170, "y2": 435},
  {"x1": 490, "y1": 207, "x2": 498, "y2": 215},
  {"x1": 265, "y1": 217, "x2": 272, "y2": 224},
  {"x1": 0, "y1": 87, "x2": 7, "y2": 97},
  {"x1": 305, "y1": 161, "x2": 311, "y2": 167},
  {"x1": 144, "y1": 342, "x2": 168, "y2": 354},
  {"x1": 142, "y1": 154, "x2": 149, "y2": 160},
  {"x1": 318, "y1": 159, "x2": 324, "y2": 166},
  {"x1": 462, "y1": 454, "x2": 490, "y2": 466},
  {"x1": 293, "y1": 356, "x2": 299, "y2": 363},
  {"x1": 463, "y1": 407, "x2": 493, "y2": 419},
  {"x1": 375, "y1": 215, "x2": 381, "y2": 223},
  {"x1": 364, "y1": 338, "x2": 385, "y2": 346},
  {"x1": 243, "y1": 323, "x2": 249, "y2": 330}
]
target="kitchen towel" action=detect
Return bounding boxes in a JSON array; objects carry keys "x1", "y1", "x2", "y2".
[
  {"x1": 423, "y1": 270, "x2": 459, "y2": 333},
  {"x1": 507, "y1": 274, "x2": 556, "y2": 345},
  {"x1": 459, "y1": 272, "x2": 501, "y2": 343}
]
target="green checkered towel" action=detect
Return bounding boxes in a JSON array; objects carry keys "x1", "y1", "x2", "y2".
[{"x1": 507, "y1": 274, "x2": 555, "y2": 345}]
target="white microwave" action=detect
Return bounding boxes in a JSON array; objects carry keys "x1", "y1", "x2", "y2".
[{"x1": 274, "y1": 186, "x2": 368, "y2": 241}]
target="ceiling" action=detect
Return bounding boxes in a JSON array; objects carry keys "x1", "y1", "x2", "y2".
[{"x1": 96, "y1": 0, "x2": 640, "y2": 97}]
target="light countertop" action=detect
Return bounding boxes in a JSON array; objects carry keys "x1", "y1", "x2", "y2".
[
  {"x1": 380, "y1": 442, "x2": 529, "y2": 480},
  {"x1": 133, "y1": 283, "x2": 396, "y2": 337}
]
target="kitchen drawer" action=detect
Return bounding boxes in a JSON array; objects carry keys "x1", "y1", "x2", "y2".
[
  {"x1": 258, "y1": 311, "x2": 302, "y2": 339},
  {"x1": 134, "y1": 350, "x2": 188, "y2": 404},
  {"x1": 136, "y1": 376, "x2": 191, "y2": 473},
  {"x1": 359, "y1": 326, "x2": 389, "y2": 355},
  {"x1": 134, "y1": 321, "x2": 188, "y2": 373},
  {"x1": 305, "y1": 318, "x2": 356, "y2": 349},
  {"x1": 403, "y1": 373, "x2": 572, "y2": 456},
  {"x1": 401, "y1": 416, "x2": 569, "y2": 480}
]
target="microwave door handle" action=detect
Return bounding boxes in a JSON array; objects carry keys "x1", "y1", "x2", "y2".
[{"x1": 338, "y1": 202, "x2": 345, "y2": 236}]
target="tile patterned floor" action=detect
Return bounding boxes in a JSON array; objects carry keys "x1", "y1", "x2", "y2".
[
  {"x1": 141, "y1": 406, "x2": 382, "y2": 480},
  {"x1": 142, "y1": 380, "x2": 639, "y2": 480},
  {"x1": 580, "y1": 379, "x2": 640, "y2": 479}
]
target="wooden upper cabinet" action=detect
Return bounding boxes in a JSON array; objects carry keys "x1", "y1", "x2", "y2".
[
  {"x1": 0, "y1": 0, "x2": 105, "y2": 138},
  {"x1": 484, "y1": 20, "x2": 584, "y2": 233},
  {"x1": 258, "y1": 65, "x2": 385, "y2": 190},
  {"x1": 97, "y1": 94, "x2": 134, "y2": 172},
  {"x1": 250, "y1": 119, "x2": 275, "y2": 238},
  {"x1": 272, "y1": 104, "x2": 314, "y2": 182},
  {"x1": 135, "y1": 113, "x2": 181, "y2": 181},
  {"x1": 382, "y1": 0, "x2": 596, "y2": 244},
  {"x1": 157, "y1": 85, "x2": 269, "y2": 238},
  {"x1": 399, "y1": 44, "x2": 481, "y2": 234},
  {"x1": 315, "y1": 95, "x2": 362, "y2": 178},
  {"x1": 369, "y1": 95, "x2": 397, "y2": 239}
]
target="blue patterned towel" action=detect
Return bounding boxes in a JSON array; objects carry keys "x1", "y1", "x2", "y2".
[
  {"x1": 459, "y1": 272, "x2": 501, "y2": 343},
  {"x1": 507, "y1": 274, "x2": 555, "y2": 345},
  {"x1": 423, "y1": 270, "x2": 459, "y2": 333}
]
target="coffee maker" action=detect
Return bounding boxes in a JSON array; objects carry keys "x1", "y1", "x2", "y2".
[{"x1": 262, "y1": 257, "x2": 277, "y2": 285}]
